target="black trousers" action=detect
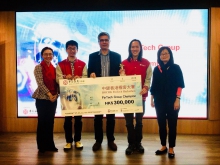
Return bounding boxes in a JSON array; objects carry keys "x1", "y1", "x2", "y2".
[
  {"x1": 36, "y1": 99, "x2": 57, "y2": 150},
  {"x1": 64, "y1": 116, "x2": 82, "y2": 143},
  {"x1": 155, "y1": 101, "x2": 179, "y2": 148},
  {"x1": 94, "y1": 114, "x2": 115, "y2": 143},
  {"x1": 124, "y1": 101, "x2": 145, "y2": 144}
]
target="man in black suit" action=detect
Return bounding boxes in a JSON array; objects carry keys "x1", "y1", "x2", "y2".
[{"x1": 88, "y1": 32, "x2": 121, "y2": 151}]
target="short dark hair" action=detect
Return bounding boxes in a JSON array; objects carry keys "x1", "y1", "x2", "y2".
[
  {"x1": 127, "y1": 39, "x2": 143, "y2": 62},
  {"x1": 98, "y1": 32, "x2": 110, "y2": 41},
  {"x1": 66, "y1": 40, "x2": 78, "y2": 50},
  {"x1": 41, "y1": 47, "x2": 53, "y2": 56}
]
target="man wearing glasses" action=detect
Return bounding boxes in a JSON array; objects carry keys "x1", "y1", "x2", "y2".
[
  {"x1": 56, "y1": 40, "x2": 87, "y2": 150},
  {"x1": 88, "y1": 32, "x2": 121, "y2": 152}
]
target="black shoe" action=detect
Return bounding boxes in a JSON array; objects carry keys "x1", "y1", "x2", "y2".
[
  {"x1": 168, "y1": 152, "x2": 175, "y2": 158},
  {"x1": 108, "y1": 141, "x2": 117, "y2": 151},
  {"x1": 46, "y1": 147, "x2": 58, "y2": 152},
  {"x1": 136, "y1": 143, "x2": 144, "y2": 153},
  {"x1": 38, "y1": 149, "x2": 45, "y2": 153},
  {"x1": 92, "y1": 142, "x2": 101, "y2": 151},
  {"x1": 125, "y1": 144, "x2": 135, "y2": 155},
  {"x1": 155, "y1": 147, "x2": 168, "y2": 155}
]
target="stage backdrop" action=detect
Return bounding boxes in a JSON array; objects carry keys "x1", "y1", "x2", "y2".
[{"x1": 16, "y1": 9, "x2": 208, "y2": 118}]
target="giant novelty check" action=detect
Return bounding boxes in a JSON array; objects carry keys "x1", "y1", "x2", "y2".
[{"x1": 59, "y1": 75, "x2": 143, "y2": 116}]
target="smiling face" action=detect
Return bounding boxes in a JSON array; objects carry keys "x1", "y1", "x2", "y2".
[
  {"x1": 42, "y1": 48, "x2": 53, "y2": 65},
  {"x1": 130, "y1": 41, "x2": 141, "y2": 59},
  {"x1": 160, "y1": 48, "x2": 170, "y2": 64},
  {"x1": 66, "y1": 45, "x2": 78, "y2": 61}
]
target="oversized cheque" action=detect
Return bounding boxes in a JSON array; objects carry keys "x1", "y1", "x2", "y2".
[{"x1": 59, "y1": 75, "x2": 143, "y2": 116}]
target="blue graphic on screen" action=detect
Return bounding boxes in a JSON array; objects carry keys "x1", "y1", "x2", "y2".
[{"x1": 16, "y1": 10, "x2": 208, "y2": 118}]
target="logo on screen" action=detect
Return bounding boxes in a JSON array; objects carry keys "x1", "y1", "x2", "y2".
[{"x1": 23, "y1": 109, "x2": 28, "y2": 115}]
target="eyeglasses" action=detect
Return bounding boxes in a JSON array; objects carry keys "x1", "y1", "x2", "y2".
[
  {"x1": 67, "y1": 47, "x2": 77, "y2": 51},
  {"x1": 160, "y1": 52, "x2": 169, "y2": 56},
  {"x1": 99, "y1": 39, "x2": 109, "y2": 43},
  {"x1": 43, "y1": 53, "x2": 53, "y2": 56}
]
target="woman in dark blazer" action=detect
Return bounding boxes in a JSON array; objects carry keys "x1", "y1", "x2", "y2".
[{"x1": 150, "y1": 46, "x2": 185, "y2": 158}]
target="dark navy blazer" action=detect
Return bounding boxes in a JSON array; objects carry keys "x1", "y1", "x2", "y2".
[{"x1": 88, "y1": 51, "x2": 121, "y2": 77}]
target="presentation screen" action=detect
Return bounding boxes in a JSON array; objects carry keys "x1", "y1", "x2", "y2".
[{"x1": 16, "y1": 9, "x2": 208, "y2": 118}]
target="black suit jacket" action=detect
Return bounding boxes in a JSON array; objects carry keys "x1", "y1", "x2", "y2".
[{"x1": 88, "y1": 51, "x2": 121, "y2": 77}]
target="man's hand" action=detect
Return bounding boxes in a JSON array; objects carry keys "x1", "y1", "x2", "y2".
[
  {"x1": 90, "y1": 72, "x2": 96, "y2": 78},
  {"x1": 73, "y1": 75, "x2": 80, "y2": 80},
  {"x1": 140, "y1": 87, "x2": 147, "y2": 95},
  {"x1": 65, "y1": 74, "x2": 73, "y2": 80}
]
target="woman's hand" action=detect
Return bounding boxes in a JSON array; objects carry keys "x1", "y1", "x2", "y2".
[
  {"x1": 49, "y1": 94, "x2": 58, "y2": 102},
  {"x1": 174, "y1": 98, "x2": 180, "y2": 110}
]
